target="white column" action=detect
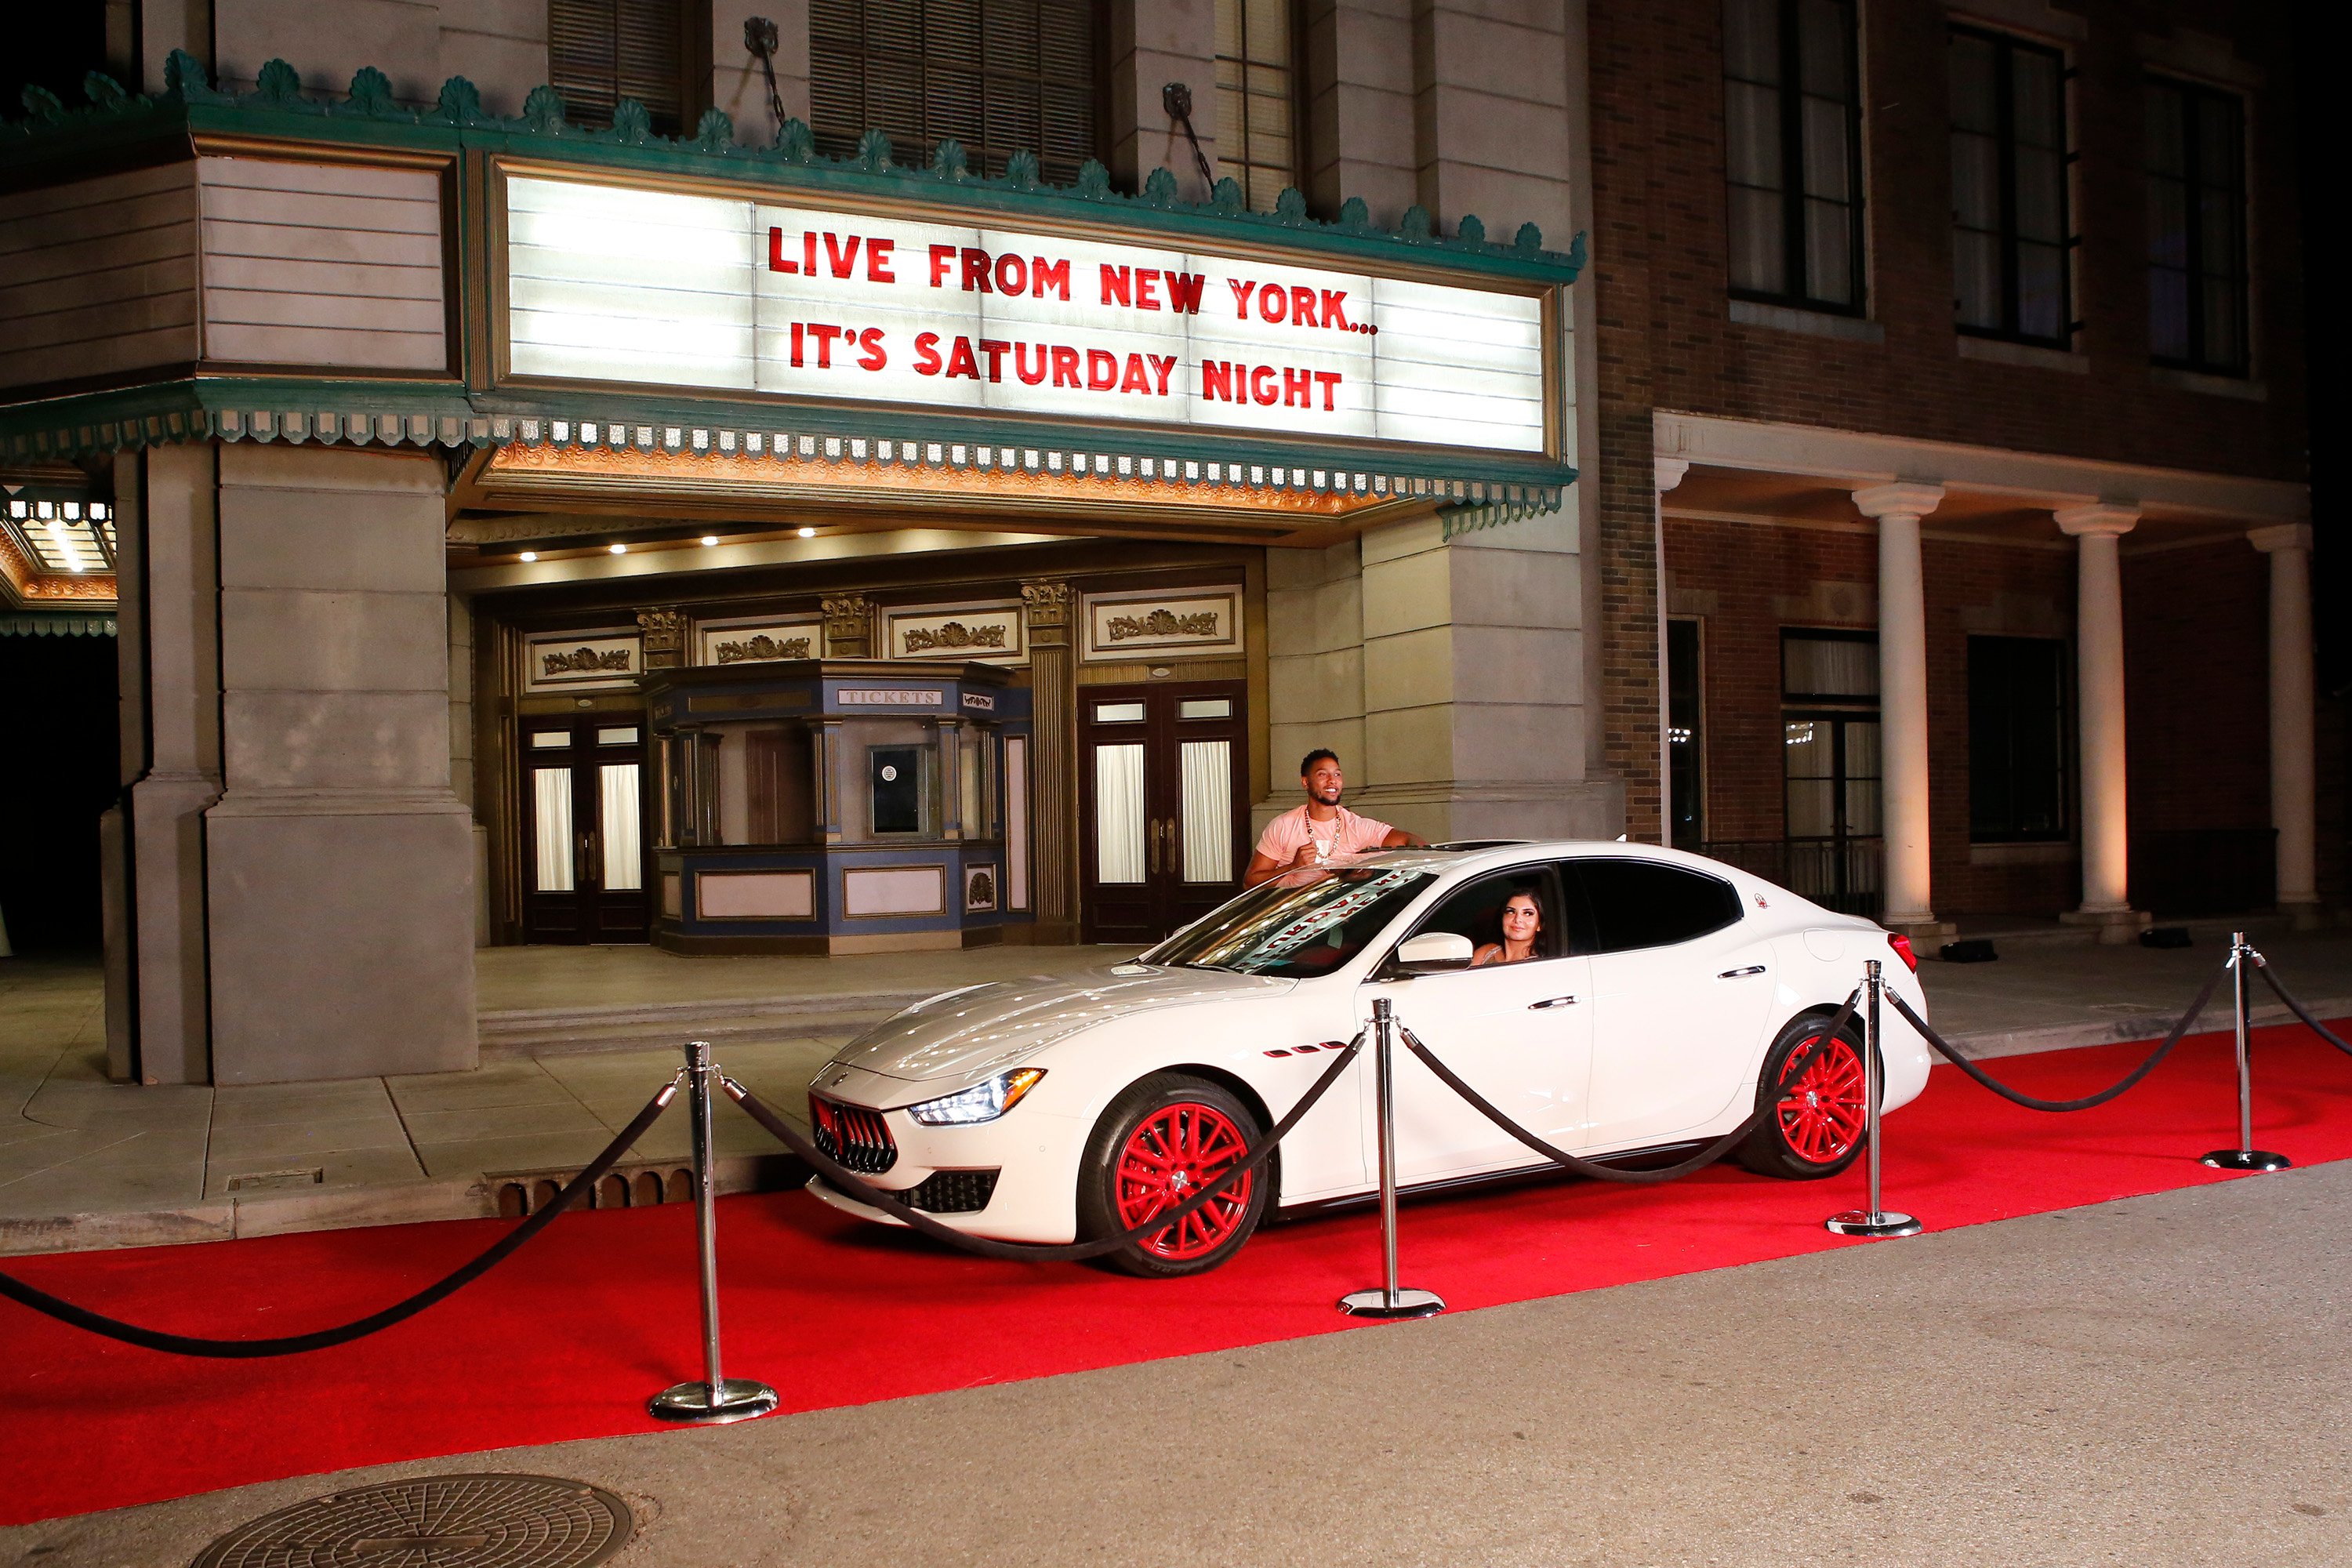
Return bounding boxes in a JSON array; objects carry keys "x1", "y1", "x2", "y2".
[
  {"x1": 1655, "y1": 458, "x2": 1690, "y2": 847},
  {"x1": 2055, "y1": 504, "x2": 2143, "y2": 932},
  {"x1": 2250, "y1": 524, "x2": 2319, "y2": 924},
  {"x1": 1853, "y1": 483, "x2": 1946, "y2": 933}
]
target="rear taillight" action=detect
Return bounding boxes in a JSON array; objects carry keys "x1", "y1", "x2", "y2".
[{"x1": 1886, "y1": 931, "x2": 1918, "y2": 973}]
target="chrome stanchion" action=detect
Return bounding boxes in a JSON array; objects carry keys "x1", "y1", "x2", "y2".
[
  {"x1": 2201, "y1": 932, "x2": 2292, "y2": 1173},
  {"x1": 1827, "y1": 959, "x2": 1922, "y2": 1240},
  {"x1": 649, "y1": 1040, "x2": 779, "y2": 1425},
  {"x1": 1339, "y1": 997, "x2": 1444, "y2": 1319}
]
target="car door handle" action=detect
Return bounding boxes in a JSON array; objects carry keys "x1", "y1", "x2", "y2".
[
  {"x1": 1716, "y1": 965, "x2": 1767, "y2": 979},
  {"x1": 1527, "y1": 996, "x2": 1579, "y2": 1009}
]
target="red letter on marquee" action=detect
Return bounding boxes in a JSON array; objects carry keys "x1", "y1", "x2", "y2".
[
  {"x1": 1100, "y1": 264, "x2": 1133, "y2": 307},
  {"x1": 913, "y1": 332, "x2": 943, "y2": 376},
  {"x1": 1165, "y1": 273, "x2": 1207, "y2": 314},
  {"x1": 1313, "y1": 369, "x2": 1342, "y2": 410},
  {"x1": 1087, "y1": 349, "x2": 1119, "y2": 390},
  {"x1": 929, "y1": 244, "x2": 957, "y2": 288},
  {"x1": 1201, "y1": 360, "x2": 1233, "y2": 401},
  {"x1": 768, "y1": 227, "x2": 797, "y2": 273},
  {"x1": 1032, "y1": 258, "x2": 1071, "y2": 299}
]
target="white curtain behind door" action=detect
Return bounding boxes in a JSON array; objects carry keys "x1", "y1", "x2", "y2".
[
  {"x1": 533, "y1": 768, "x2": 575, "y2": 891},
  {"x1": 1094, "y1": 743, "x2": 1146, "y2": 884},
  {"x1": 1179, "y1": 739, "x2": 1233, "y2": 883},
  {"x1": 600, "y1": 763, "x2": 643, "y2": 890}
]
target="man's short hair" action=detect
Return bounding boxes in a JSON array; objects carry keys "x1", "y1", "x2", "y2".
[{"x1": 1300, "y1": 748, "x2": 1340, "y2": 777}]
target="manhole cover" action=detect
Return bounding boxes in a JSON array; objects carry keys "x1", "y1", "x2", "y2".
[{"x1": 191, "y1": 1473, "x2": 634, "y2": 1567}]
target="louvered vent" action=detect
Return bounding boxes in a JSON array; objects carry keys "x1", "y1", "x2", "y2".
[
  {"x1": 810, "y1": 0, "x2": 1101, "y2": 184},
  {"x1": 550, "y1": 0, "x2": 688, "y2": 135}
]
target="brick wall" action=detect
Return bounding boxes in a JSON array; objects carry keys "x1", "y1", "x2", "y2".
[{"x1": 1592, "y1": 0, "x2": 2309, "y2": 864}]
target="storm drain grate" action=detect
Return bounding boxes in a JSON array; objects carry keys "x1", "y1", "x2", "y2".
[
  {"x1": 224, "y1": 1168, "x2": 324, "y2": 1192},
  {"x1": 191, "y1": 1472, "x2": 634, "y2": 1567}
]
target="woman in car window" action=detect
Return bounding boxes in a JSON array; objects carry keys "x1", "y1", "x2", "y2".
[{"x1": 1472, "y1": 887, "x2": 1548, "y2": 967}]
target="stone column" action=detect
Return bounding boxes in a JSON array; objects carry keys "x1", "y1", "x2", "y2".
[
  {"x1": 2054, "y1": 504, "x2": 2147, "y2": 938},
  {"x1": 822, "y1": 594, "x2": 874, "y2": 658},
  {"x1": 203, "y1": 445, "x2": 477, "y2": 1083},
  {"x1": 451, "y1": 592, "x2": 491, "y2": 948},
  {"x1": 708, "y1": 0, "x2": 811, "y2": 146},
  {"x1": 1852, "y1": 483, "x2": 1947, "y2": 936},
  {"x1": 118, "y1": 442, "x2": 223, "y2": 1084},
  {"x1": 1106, "y1": 1, "x2": 1218, "y2": 201},
  {"x1": 2250, "y1": 524, "x2": 2320, "y2": 925},
  {"x1": 1022, "y1": 580, "x2": 1079, "y2": 942},
  {"x1": 1654, "y1": 458, "x2": 1690, "y2": 847}
]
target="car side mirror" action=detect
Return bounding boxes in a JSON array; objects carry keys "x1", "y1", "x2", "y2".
[{"x1": 1390, "y1": 931, "x2": 1474, "y2": 976}]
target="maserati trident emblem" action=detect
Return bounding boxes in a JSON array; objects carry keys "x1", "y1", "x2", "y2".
[{"x1": 831, "y1": 1073, "x2": 849, "y2": 1087}]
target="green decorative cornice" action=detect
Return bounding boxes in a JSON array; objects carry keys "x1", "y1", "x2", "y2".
[{"x1": 4, "y1": 54, "x2": 1586, "y2": 286}]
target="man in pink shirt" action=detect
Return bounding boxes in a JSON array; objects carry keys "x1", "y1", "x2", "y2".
[{"x1": 1243, "y1": 749, "x2": 1426, "y2": 887}]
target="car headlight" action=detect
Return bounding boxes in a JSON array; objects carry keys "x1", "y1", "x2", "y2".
[{"x1": 906, "y1": 1068, "x2": 1046, "y2": 1127}]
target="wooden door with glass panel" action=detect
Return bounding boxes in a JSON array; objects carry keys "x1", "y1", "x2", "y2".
[
  {"x1": 521, "y1": 717, "x2": 650, "y2": 943},
  {"x1": 1080, "y1": 682, "x2": 1247, "y2": 944}
]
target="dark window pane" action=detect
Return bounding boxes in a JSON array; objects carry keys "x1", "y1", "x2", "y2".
[
  {"x1": 1948, "y1": 32, "x2": 1997, "y2": 132},
  {"x1": 1783, "y1": 632, "x2": 1878, "y2": 699},
  {"x1": 1725, "y1": 80, "x2": 1784, "y2": 188},
  {"x1": 2146, "y1": 77, "x2": 2249, "y2": 374},
  {"x1": 1722, "y1": 0, "x2": 1780, "y2": 82},
  {"x1": 1948, "y1": 29, "x2": 2073, "y2": 345},
  {"x1": 1668, "y1": 619, "x2": 1705, "y2": 849},
  {"x1": 1725, "y1": 0, "x2": 1862, "y2": 312},
  {"x1": 1571, "y1": 860, "x2": 1744, "y2": 952},
  {"x1": 1968, "y1": 637, "x2": 2067, "y2": 840},
  {"x1": 1727, "y1": 187, "x2": 1787, "y2": 294}
]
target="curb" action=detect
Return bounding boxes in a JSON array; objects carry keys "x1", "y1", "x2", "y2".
[{"x1": 0, "y1": 1152, "x2": 808, "y2": 1259}]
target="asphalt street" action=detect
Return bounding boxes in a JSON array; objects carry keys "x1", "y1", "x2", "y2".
[{"x1": 9, "y1": 1160, "x2": 2349, "y2": 1566}]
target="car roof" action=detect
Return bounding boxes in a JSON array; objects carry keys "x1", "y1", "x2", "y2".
[{"x1": 1354, "y1": 838, "x2": 1717, "y2": 877}]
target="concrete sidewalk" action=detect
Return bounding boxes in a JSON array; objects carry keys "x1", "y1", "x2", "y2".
[{"x1": 4, "y1": 924, "x2": 2348, "y2": 1256}]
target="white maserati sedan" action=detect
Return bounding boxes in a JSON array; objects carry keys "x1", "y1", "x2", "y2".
[{"x1": 804, "y1": 842, "x2": 1932, "y2": 1276}]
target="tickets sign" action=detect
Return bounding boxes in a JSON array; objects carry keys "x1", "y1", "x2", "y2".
[{"x1": 503, "y1": 175, "x2": 1550, "y2": 454}]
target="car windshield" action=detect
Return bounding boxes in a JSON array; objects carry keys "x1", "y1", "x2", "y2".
[{"x1": 1144, "y1": 865, "x2": 1437, "y2": 977}]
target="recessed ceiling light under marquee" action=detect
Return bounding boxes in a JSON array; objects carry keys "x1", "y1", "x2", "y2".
[{"x1": 503, "y1": 176, "x2": 1548, "y2": 456}]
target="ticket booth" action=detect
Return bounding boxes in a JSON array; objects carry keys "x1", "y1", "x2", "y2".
[{"x1": 644, "y1": 659, "x2": 1031, "y2": 953}]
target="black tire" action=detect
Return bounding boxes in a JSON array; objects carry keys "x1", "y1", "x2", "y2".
[
  {"x1": 1736, "y1": 1011, "x2": 1874, "y2": 1180},
  {"x1": 1077, "y1": 1073, "x2": 1269, "y2": 1278}
]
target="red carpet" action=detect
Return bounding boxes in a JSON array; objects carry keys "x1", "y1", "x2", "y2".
[{"x1": 5, "y1": 1019, "x2": 2350, "y2": 1526}]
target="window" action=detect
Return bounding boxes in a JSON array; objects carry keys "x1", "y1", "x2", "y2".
[
  {"x1": 1563, "y1": 860, "x2": 1743, "y2": 953},
  {"x1": 1410, "y1": 870, "x2": 1568, "y2": 960},
  {"x1": 2145, "y1": 77, "x2": 2249, "y2": 375},
  {"x1": 810, "y1": 0, "x2": 1102, "y2": 185},
  {"x1": 1144, "y1": 866, "x2": 1436, "y2": 976},
  {"x1": 1780, "y1": 628, "x2": 1877, "y2": 702},
  {"x1": 1949, "y1": 28, "x2": 2071, "y2": 345},
  {"x1": 1215, "y1": 0, "x2": 1298, "y2": 210},
  {"x1": 1780, "y1": 630, "x2": 1880, "y2": 915},
  {"x1": 1722, "y1": 0, "x2": 1866, "y2": 313},
  {"x1": 550, "y1": 0, "x2": 690, "y2": 134},
  {"x1": 1968, "y1": 636, "x2": 2068, "y2": 841},
  {"x1": 1667, "y1": 619, "x2": 1705, "y2": 851}
]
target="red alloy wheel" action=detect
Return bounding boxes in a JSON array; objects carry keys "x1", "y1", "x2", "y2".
[
  {"x1": 1113, "y1": 1102, "x2": 1254, "y2": 1260},
  {"x1": 1774, "y1": 1033, "x2": 1867, "y2": 1165}
]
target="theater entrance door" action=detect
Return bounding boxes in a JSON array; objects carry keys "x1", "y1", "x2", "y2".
[
  {"x1": 521, "y1": 717, "x2": 650, "y2": 943},
  {"x1": 1080, "y1": 681, "x2": 1247, "y2": 944}
]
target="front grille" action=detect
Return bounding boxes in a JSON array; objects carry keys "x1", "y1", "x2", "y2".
[
  {"x1": 810, "y1": 1093, "x2": 898, "y2": 1174},
  {"x1": 902, "y1": 1168, "x2": 1000, "y2": 1214}
]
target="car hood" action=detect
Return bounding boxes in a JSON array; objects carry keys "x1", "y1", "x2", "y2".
[{"x1": 826, "y1": 964, "x2": 1297, "y2": 1083}]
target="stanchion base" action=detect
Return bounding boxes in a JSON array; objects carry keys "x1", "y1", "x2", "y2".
[
  {"x1": 2200, "y1": 1148, "x2": 2292, "y2": 1172},
  {"x1": 648, "y1": 1377, "x2": 779, "y2": 1425},
  {"x1": 1337, "y1": 1287, "x2": 1446, "y2": 1319},
  {"x1": 1824, "y1": 1210, "x2": 1922, "y2": 1239}
]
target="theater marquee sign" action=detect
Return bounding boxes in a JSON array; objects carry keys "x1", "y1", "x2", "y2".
[{"x1": 500, "y1": 174, "x2": 1551, "y2": 455}]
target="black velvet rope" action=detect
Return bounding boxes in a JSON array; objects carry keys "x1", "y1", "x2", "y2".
[
  {"x1": 1886, "y1": 961, "x2": 2225, "y2": 1112},
  {"x1": 0, "y1": 1076, "x2": 681, "y2": 1359},
  {"x1": 725, "y1": 1034, "x2": 1363, "y2": 1263},
  {"x1": 2255, "y1": 961, "x2": 2352, "y2": 1059},
  {"x1": 1396, "y1": 988, "x2": 1860, "y2": 1185}
]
